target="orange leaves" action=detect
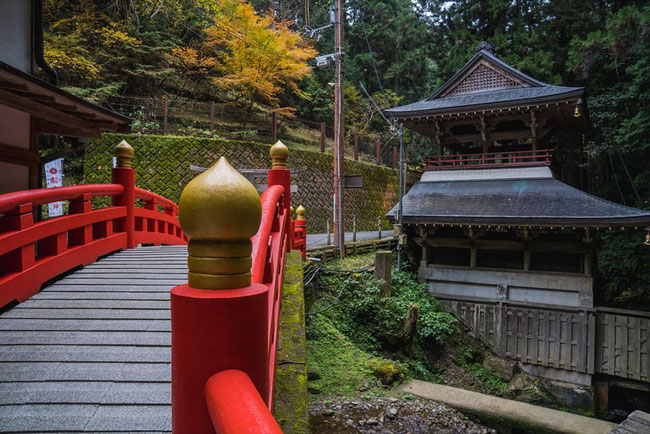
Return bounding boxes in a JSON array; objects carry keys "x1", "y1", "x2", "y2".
[{"x1": 199, "y1": 0, "x2": 317, "y2": 110}]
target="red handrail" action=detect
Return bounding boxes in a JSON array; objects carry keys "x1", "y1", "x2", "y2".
[
  {"x1": 0, "y1": 184, "x2": 123, "y2": 214},
  {"x1": 205, "y1": 370, "x2": 282, "y2": 434},
  {"x1": 424, "y1": 148, "x2": 552, "y2": 170},
  {"x1": 0, "y1": 157, "x2": 187, "y2": 309}
]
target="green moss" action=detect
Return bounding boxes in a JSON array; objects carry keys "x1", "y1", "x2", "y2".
[
  {"x1": 274, "y1": 251, "x2": 309, "y2": 434},
  {"x1": 367, "y1": 359, "x2": 404, "y2": 385},
  {"x1": 83, "y1": 133, "x2": 401, "y2": 232}
]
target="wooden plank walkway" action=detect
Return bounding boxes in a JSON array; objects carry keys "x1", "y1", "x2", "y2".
[{"x1": 0, "y1": 245, "x2": 188, "y2": 433}]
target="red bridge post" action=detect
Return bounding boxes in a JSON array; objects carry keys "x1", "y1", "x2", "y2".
[
  {"x1": 111, "y1": 140, "x2": 136, "y2": 249},
  {"x1": 295, "y1": 205, "x2": 307, "y2": 260},
  {"x1": 171, "y1": 157, "x2": 272, "y2": 433}
]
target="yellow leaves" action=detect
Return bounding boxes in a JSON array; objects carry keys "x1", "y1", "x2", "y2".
[{"x1": 199, "y1": 0, "x2": 317, "y2": 109}]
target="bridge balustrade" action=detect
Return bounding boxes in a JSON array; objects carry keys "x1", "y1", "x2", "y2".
[
  {"x1": 0, "y1": 140, "x2": 187, "y2": 309},
  {"x1": 171, "y1": 141, "x2": 305, "y2": 434}
]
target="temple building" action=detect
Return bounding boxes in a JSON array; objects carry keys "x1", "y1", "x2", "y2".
[{"x1": 386, "y1": 43, "x2": 650, "y2": 391}]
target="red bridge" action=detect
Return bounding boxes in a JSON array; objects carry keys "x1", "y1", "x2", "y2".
[{"x1": 0, "y1": 140, "x2": 306, "y2": 433}]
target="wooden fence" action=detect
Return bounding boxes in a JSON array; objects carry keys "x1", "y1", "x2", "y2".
[
  {"x1": 595, "y1": 307, "x2": 649, "y2": 382},
  {"x1": 439, "y1": 297, "x2": 649, "y2": 382}
]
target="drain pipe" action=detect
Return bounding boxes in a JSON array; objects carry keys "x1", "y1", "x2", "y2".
[{"x1": 33, "y1": 0, "x2": 58, "y2": 85}]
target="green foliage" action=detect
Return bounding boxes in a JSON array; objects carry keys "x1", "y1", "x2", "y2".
[
  {"x1": 306, "y1": 253, "x2": 456, "y2": 391},
  {"x1": 453, "y1": 346, "x2": 507, "y2": 393}
]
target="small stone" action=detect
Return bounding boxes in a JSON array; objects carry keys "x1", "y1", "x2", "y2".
[
  {"x1": 387, "y1": 408, "x2": 398, "y2": 418},
  {"x1": 380, "y1": 415, "x2": 385, "y2": 423},
  {"x1": 351, "y1": 401, "x2": 360, "y2": 406},
  {"x1": 347, "y1": 419, "x2": 355, "y2": 425},
  {"x1": 359, "y1": 420, "x2": 365, "y2": 426},
  {"x1": 363, "y1": 379, "x2": 370, "y2": 389},
  {"x1": 388, "y1": 397, "x2": 399, "y2": 403},
  {"x1": 366, "y1": 418, "x2": 378, "y2": 425},
  {"x1": 322, "y1": 408, "x2": 334, "y2": 416}
]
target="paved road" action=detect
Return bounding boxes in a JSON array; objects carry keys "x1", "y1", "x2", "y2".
[{"x1": 306, "y1": 230, "x2": 388, "y2": 248}]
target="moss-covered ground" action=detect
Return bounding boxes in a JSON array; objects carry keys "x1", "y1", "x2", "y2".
[{"x1": 305, "y1": 253, "x2": 517, "y2": 402}]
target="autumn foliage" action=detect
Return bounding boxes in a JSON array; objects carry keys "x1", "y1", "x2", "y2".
[{"x1": 172, "y1": 0, "x2": 316, "y2": 117}]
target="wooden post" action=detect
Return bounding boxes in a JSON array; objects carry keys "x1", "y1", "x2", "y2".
[
  {"x1": 163, "y1": 99, "x2": 169, "y2": 135},
  {"x1": 392, "y1": 146, "x2": 397, "y2": 169},
  {"x1": 353, "y1": 132, "x2": 359, "y2": 161},
  {"x1": 171, "y1": 156, "x2": 269, "y2": 433},
  {"x1": 405, "y1": 304, "x2": 419, "y2": 355},
  {"x1": 352, "y1": 215, "x2": 356, "y2": 242},
  {"x1": 375, "y1": 250, "x2": 392, "y2": 296},
  {"x1": 210, "y1": 101, "x2": 215, "y2": 137},
  {"x1": 111, "y1": 140, "x2": 136, "y2": 249},
  {"x1": 320, "y1": 122, "x2": 326, "y2": 153},
  {"x1": 326, "y1": 218, "x2": 331, "y2": 246},
  {"x1": 271, "y1": 112, "x2": 277, "y2": 143},
  {"x1": 377, "y1": 216, "x2": 382, "y2": 239},
  {"x1": 376, "y1": 139, "x2": 381, "y2": 164}
]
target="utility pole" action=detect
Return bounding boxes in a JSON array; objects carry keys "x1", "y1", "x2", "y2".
[
  {"x1": 397, "y1": 123, "x2": 404, "y2": 271},
  {"x1": 333, "y1": 0, "x2": 345, "y2": 259}
]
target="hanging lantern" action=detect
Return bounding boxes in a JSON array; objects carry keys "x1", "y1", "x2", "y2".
[{"x1": 574, "y1": 99, "x2": 582, "y2": 118}]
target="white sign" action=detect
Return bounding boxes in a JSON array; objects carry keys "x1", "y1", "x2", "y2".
[{"x1": 44, "y1": 158, "x2": 64, "y2": 217}]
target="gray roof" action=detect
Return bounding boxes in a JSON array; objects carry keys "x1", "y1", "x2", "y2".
[
  {"x1": 385, "y1": 49, "x2": 584, "y2": 117},
  {"x1": 387, "y1": 167, "x2": 650, "y2": 227}
]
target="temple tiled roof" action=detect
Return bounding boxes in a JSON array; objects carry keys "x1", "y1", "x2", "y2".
[
  {"x1": 387, "y1": 167, "x2": 650, "y2": 227},
  {"x1": 385, "y1": 48, "x2": 584, "y2": 117}
]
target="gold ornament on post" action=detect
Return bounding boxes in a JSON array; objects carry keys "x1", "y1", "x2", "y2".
[
  {"x1": 114, "y1": 140, "x2": 134, "y2": 168},
  {"x1": 296, "y1": 205, "x2": 306, "y2": 221},
  {"x1": 644, "y1": 232, "x2": 650, "y2": 246},
  {"x1": 178, "y1": 157, "x2": 262, "y2": 289},
  {"x1": 270, "y1": 140, "x2": 289, "y2": 169}
]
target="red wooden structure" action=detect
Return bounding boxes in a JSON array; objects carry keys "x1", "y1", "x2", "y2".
[
  {"x1": 170, "y1": 144, "x2": 306, "y2": 433},
  {"x1": 0, "y1": 148, "x2": 187, "y2": 309},
  {"x1": 0, "y1": 140, "x2": 307, "y2": 433},
  {"x1": 423, "y1": 148, "x2": 552, "y2": 170}
]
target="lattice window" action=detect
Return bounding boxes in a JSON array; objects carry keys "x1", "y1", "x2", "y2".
[{"x1": 448, "y1": 64, "x2": 519, "y2": 95}]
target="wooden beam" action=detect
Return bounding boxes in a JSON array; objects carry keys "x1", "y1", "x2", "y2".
[
  {"x1": 0, "y1": 80, "x2": 28, "y2": 91},
  {"x1": 32, "y1": 119, "x2": 101, "y2": 139},
  {"x1": 0, "y1": 89, "x2": 97, "y2": 134},
  {"x1": 0, "y1": 142, "x2": 41, "y2": 164}
]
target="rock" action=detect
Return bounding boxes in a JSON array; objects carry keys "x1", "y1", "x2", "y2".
[
  {"x1": 380, "y1": 415, "x2": 385, "y2": 423},
  {"x1": 322, "y1": 408, "x2": 334, "y2": 417},
  {"x1": 507, "y1": 372, "x2": 533, "y2": 394},
  {"x1": 308, "y1": 385, "x2": 321, "y2": 395},
  {"x1": 307, "y1": 368, "x2": 321, "y2": 381},
  {"x1": 388, "y1": 397, "x2": 398, "y2": 403},
  {"x1": 359, "y1": 420, "x2": 365, "y2": 426},
  {"x1": 363, "y1": 379, "x2": 370, "y2": 390},
  {"x1": 347, "y1": 419, "x2": 355, "y2": 426},
  {"x1": 367, "y1": 359, "x2": 404, "y2": 385},
  {"x1": 366, "y1": 418, "x2": 378, "y2": 425},
  {"x1": 351, "y1": 401, "x2": 360, "y2": 406},
  {"x1": 541, "y1": 380, "x2": 593, "y2": 410},
  {"x1": 482, "y1": 354, "x2": 517, "y2": 381}
]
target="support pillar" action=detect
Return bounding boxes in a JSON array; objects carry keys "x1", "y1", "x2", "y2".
[
  {"x1": 111, "y1": 141, "x2": 136, "y2": 249},
  {"x1": 171, "y1": 157, "x2": 268, "y2": 434}
]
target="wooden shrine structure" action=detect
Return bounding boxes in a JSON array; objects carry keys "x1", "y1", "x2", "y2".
[{"x1": 386, "y1": 43, "x2": 650, "y2": 397}]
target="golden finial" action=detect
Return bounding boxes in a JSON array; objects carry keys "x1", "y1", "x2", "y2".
[
  {"x1": 296, "y1": 205, "x2": 306, "y2": 221},
  {"x1": 270, "y1": 140, "x2": 289, "y2": 169},
  {"x1": 114, "y1": 140, "x2": 134, "y2": 168},
  {"x1": 178, "y1": 157, "x2": 262, "y2": 289},
  {"x1": 644, "y1": 232, "x2": 650, "y2": 246},
  {"x1": 290, "y1": 205, "x2": 295, "y2": 218}
]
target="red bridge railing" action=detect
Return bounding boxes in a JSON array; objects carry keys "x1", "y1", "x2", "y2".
[
  {"x1": 0, "y1": 140, "x2": 187, "y2": 309},
  {"x1": 423, "y1": 148, "x2": 552, "y2": 170},
  {"x1": 171, "y1": 141, "x2": 306, "y2": 433}
]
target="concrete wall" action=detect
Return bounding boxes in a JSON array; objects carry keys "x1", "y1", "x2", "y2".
[
  {"x1": 420, "y1": 264, "x2": 593, "y2": 308},
  {"x1": 0, "y1": 0, "x2": 32, "y2": 73}
]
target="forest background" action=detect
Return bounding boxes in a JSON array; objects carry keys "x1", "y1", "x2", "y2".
[{"x1": 42, "y1": 0, "x2": 650, "y2": 309}]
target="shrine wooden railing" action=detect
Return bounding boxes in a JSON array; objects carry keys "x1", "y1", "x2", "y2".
[
  {"x1": 171, "y1": 141, "x2": 306, "y2": 434},
  {"x1": 0, "y1": 140, "x2": 187, "y2": 309},
  {"x1": 423, "y1": 148, "x2": 553, "y2": 170}
]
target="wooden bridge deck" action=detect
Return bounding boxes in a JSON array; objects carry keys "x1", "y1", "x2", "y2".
[{"x1": 0, "y1": 245, "x2": 188, "y2": 433}]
